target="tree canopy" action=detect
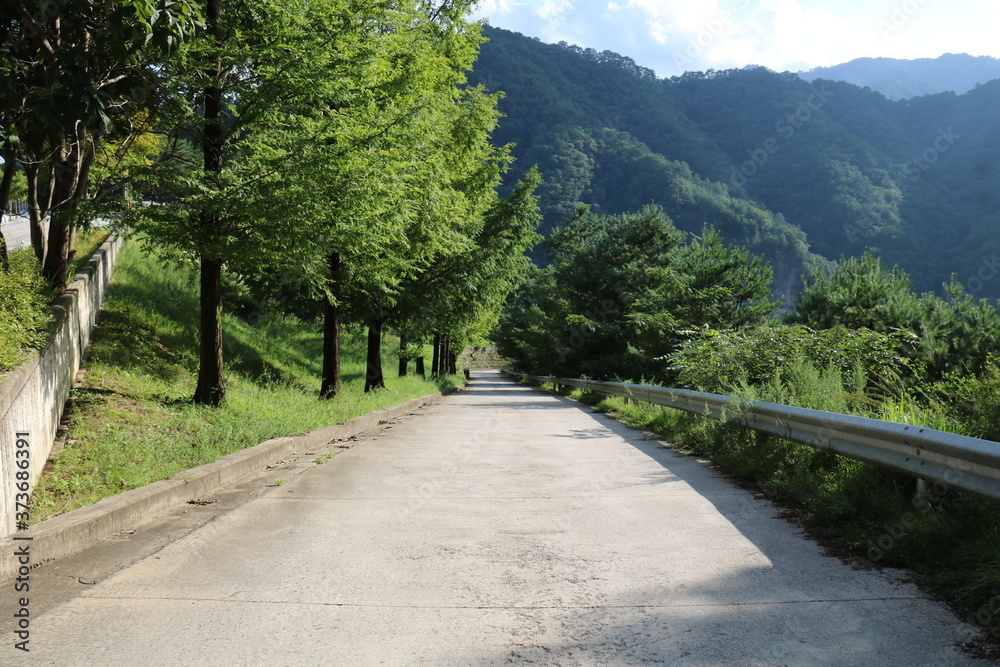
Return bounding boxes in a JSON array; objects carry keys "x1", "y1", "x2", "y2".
[{"x1": 495, "y1": 205, "x2": 778, "y2": 381}]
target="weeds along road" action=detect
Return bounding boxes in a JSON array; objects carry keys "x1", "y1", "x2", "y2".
[{"x1": 6, "y1": 371, "x2": 988, "y2": 665}]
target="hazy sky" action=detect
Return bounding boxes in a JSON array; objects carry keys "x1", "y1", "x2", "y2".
[{"x1": 471, "y1": 0, "x2": 1000, "y2": 77}]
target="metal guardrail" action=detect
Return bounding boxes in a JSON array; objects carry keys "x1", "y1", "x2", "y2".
[{"x1": 503, "y1": 370, "x2": 1000, "y2": 504}]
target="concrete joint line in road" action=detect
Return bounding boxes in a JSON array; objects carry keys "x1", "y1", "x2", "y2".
[{"x1": 77, "y1": 595, "x2": 926, "y2": 609}]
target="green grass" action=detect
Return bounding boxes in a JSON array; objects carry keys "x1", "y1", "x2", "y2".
[
  {"x1": 30, "y1": 239, "x2": 461, "y2": 521},
  {"x1": 70, "y1": 227, "x2": 112, "y2": 277}
]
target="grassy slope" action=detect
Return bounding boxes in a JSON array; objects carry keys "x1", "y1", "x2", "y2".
[
  {"x1": 70, "y1": 228, "x2": 112, "y2": 276},
  {"x1": 30, "y1": 240, "x2": 459, "y2": 521}
]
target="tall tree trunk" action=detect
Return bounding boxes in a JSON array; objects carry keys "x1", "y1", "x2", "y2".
[
  {"x1": 320, "y1": 252, "x2": 341, "y2": 399},
  {"x1": 432, "y1": 332, "x2": 441, "y2": 376},
  {"x1": 0, "y1": 157, "x2": 15, "y2": 270},
  {"x1": 24, "y1": 161, "x2": 47, "y2": 265},
  {"x1": 397, "y1": 331, "x2": 408, "y2": 377},
  {"x1": 449, "y1": 347, "x2": 457, "y2": 376},
  {"x1": 441, "y1": 335, "x2": 451, "y2": 375},
  {"x1": 365, "y1": 321, "x2": 385, "y2": 392},
  {"x1": 193, "y1": 0, "x2": 226, "y2": 406},
  {"x1": 66, "y1": 129, "x2": 100, "y2": 270},
  {"x1": 194, "y1": 255, "x2": 226, "y2": 405},
  {"x1": 43, "y1": 128, "x2": 86, "y2": 289},
  {"x1": 415, "y1": 349, "x2": 425, "y2": 377},
  {"x1": 43, "y1": 202, "x2": 76, "y2": 288}
]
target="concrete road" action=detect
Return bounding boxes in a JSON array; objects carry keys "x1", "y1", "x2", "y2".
[
  {"x1": 2, "y1": 214, "x2": 110, "y2": 250},
  {"x1": 7, "y1": 372, "x2": 988, "y2": 665},
  {"x1": 1, "y1": 214, "x2": 42, "y2": 250}
]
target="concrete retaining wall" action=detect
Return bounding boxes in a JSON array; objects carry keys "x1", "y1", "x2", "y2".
[{"x1": 0, "y1": 235, "x2": 122, "y2": 537}]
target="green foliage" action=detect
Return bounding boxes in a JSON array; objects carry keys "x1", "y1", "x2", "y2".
[
  {"x1": 791, "y1": 250, "x2": 1000, "y2": 380},
  {"x1": 1, "y1": 0, "x2": 203, "y2": 286},
  {"x1": 792, "y1": 251, "x2": 917, "y2": 331},
  {"x1": 667, "y1": 325, "x2": 914, "y2": 395},
  {"x1": 471, "y1": 27, "x2": 1000, "y2": 301},
  {"x1": 495, "y1": 205, "x2": 777, "y2": 380},
  {"x1": 934, "y1": 355, "x2": 1000, "y2": 441},
  {"x1": 517, "y1": 123, "x2": 816, "y2": 300},
  {"x1": 0, "y1": 248, "x2": 51, "y2": 370},
  {"x1": 128, "y1": 0, "x2": 350, "y2": 265},
  {"x1": 8, "y1": 168, "x2": 27, "y2": 202},
  {"x1": 492, "y1": 264, "x2": 564, "y2": 375},
  {"x1": 628, "y1": 225, "x2": 779, "y2": 362},
  {"x1": 122, "y1": 0, "x2": 519, "y2": 400},
  {"x1": 393, "y1": 167, "x2": 542, "y2": 349}
]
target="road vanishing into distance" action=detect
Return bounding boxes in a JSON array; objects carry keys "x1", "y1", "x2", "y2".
[{"x1": 3, "y1": 371, "x2": 988, "y2": 665}]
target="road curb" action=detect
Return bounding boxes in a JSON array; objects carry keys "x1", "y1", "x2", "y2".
[{"x1": 0, "y1": 388, "x2": 456, "y2": 583}]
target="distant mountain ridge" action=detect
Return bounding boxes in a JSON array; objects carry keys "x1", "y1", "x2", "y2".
[
  {"x1": 469, "y1": 27, "x2": 1000, "y2": 301},
  {"x1": 799, "y1": 54, "x2": 1000, "y2": 100}
]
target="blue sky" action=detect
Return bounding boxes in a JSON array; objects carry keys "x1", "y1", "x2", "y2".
[{"x1": 471, "y1": 0, "x2": 1000, "y2": 77}]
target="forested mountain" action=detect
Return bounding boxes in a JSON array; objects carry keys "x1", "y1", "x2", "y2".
[
  {"x1": 799, "y1": 54, "x2": 1000, "y2": 100},
  {"x1": 470, "y1": 27, "x2": 1000, "y2": 300}
]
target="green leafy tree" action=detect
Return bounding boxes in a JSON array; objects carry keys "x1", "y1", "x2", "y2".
[
  {"x1": 314, "y1": 13, "x2": 511, "y2": 394},
  {"x1": 497, "y1": 205, "x2": 776, "y2": 381},
  {"x1": 0, "y1": 0, "x2": 201, "y2": 287},
  {"x1": 392, "y1": 168, "x2": 542, "y2": 379},
  {"x1": 628, "y1": 225, "x2": 779, "y2": 363},
  {"x1": 130, "y1": 0, "x2": 363, "y2": 404},
  {"x1": 791, "y1": 250, "x2": 918, "y2": 332},
  {"x1": 494, "y1": 264, "x2": 566, "y2": 374},
  {"x1": 202, "y1": 0, "x2": 515, "y2": 397}
]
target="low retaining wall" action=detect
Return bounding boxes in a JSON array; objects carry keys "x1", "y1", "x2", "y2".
[{"x1": 0, "y1": 235, "x2": 122, "y2": 536}]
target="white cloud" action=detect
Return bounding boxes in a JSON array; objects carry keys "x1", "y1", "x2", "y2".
[
  {"x1": 713, "y1": 0, "x2": 873, "y2": 71},
  {"x1": 646, "y1": 19, "x2": 670, "y2": 44},
  {"x1": 472, "y1": 0, "x2": 1000, "y2": 78},
  {"x1": 538, "y1": 0, "x2": 576, "y2": 23}
]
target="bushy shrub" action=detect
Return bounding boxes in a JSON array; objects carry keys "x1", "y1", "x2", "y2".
[
  {"x1": 0, "y1": 248, "x2": 52, "y2": 371},
  {"x1": 934, "y1": 355, "x2": 1000, "y2": 441},
  {"x1": 666, "y1": 324, "x2": 915, "y2": 395},
  {"x1": 791, "y1": 250, "x2": 1000, "y2": 381}
]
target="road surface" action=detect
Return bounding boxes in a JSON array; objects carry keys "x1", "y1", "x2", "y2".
[
  {"x1": 3, "y1": 371, "x2": 987, "y2": 665},
  {"x1": 2, "y1": 214, "x2": 110, "y2": 250},
  {"x1": 1, "y1": 213, "x2": 44, "y2": 250}
]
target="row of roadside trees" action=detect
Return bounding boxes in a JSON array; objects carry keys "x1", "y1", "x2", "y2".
[{"x1": 1, "y1": 0, "x2": 540, "y2": 404}]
